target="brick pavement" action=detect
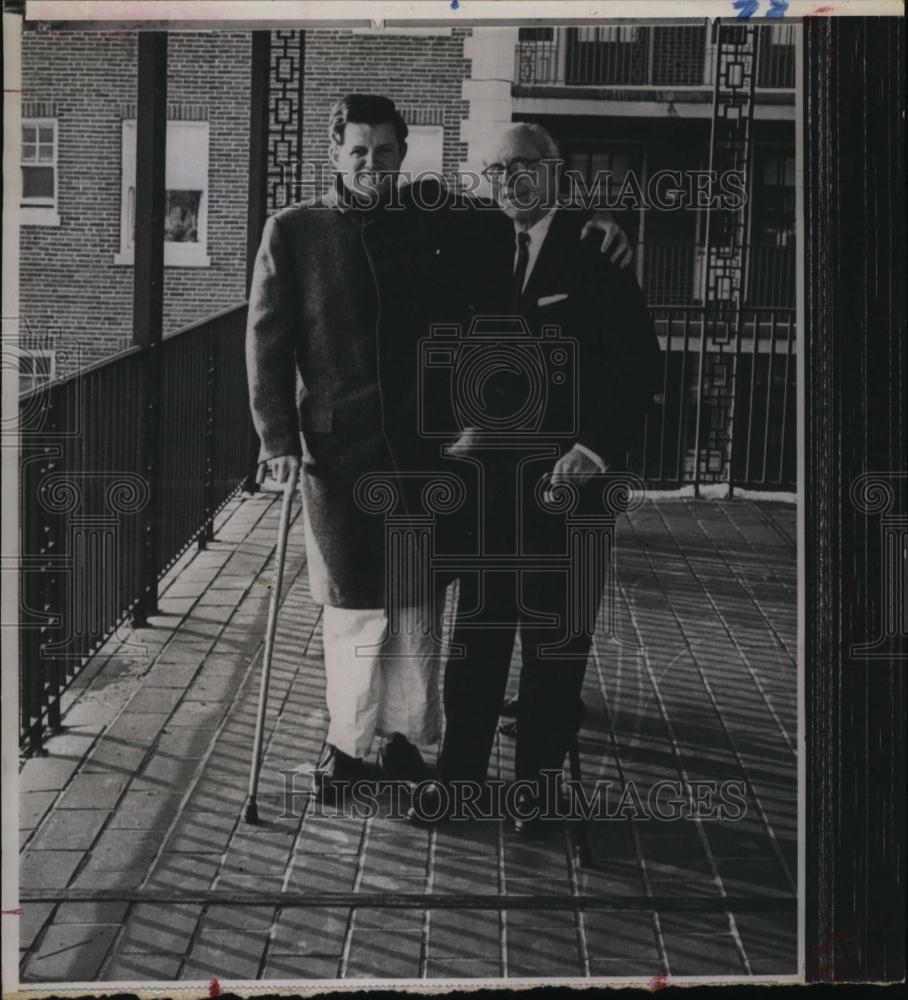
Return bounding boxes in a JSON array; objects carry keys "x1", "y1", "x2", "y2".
[{"x1": 17, "y1": 493, "x2": 798, "y2": 985}]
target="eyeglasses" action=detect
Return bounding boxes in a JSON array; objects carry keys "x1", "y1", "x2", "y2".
[{"x1": 481, "y1": 157, "x2": 543, "y2": 180}]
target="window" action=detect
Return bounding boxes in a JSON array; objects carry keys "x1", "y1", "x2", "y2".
[
  {"x1": 19, "y1": 350, "x2": 56, "y2": 395},
  {"x1": 747, "y1": 146, "x2": 796, "y2": 306},
  {"x1": 116, "y1": 119, "x2": 210, "y2": 267},
  {"x1": 402, "y1": 125, "x2": 444, "y2": 182},
  {"x1": 756, "y1": 23, "x2": 797, "y2": 88},
  {"x1": 566, "y1": 146, "x2": 639, "y2": 210},
  {"x1": 566, "y1": 26, "x2": 648, "y2": 86},
  {"x1": 577, "y1": 25, "x2": 640, "y2": 43},
  {"x1": 21, "y1": 119, "x2": 60, "y2": 226},
  {"x1": 518, "y1": 27, "x2": 555, "y2": 41},
  {"x1": 754, "y1": 148, "x2": 796, "y2": 246}
]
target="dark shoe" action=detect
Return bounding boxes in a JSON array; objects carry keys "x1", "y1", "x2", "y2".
[
  {"x1": 510, "y1": 778, "x2": 574, "y2": 835},
  {"x1": 509, "y1": 787, "x2": 542, "y2": 837},
  {"x1": 380, "y1": 733, "x2": 433, "y2": 782},
  {"x1": 406, "y1": 780, "x2": 450, "y2": 827},
  {"x1": 314, "y1": 744, "x2": 380, "y2": 801},
  {"x1": 512, "y1": 816, "x2": 542, "y2": 837}
]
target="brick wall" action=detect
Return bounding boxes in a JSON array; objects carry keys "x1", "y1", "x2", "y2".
[
  {"x1": 20, "y1": 29, "x2": 251, "y2": 376},
  {"x1": 19, "y1": 27, "x2": 472, "y2": 376},
  {"x1": 290, "y1": 28, "x2": 471, "y2": 206}
]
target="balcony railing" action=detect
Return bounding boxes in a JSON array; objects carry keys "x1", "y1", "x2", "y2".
[
  {"x1": 628, "y1": 305, "x2": 797, "y2": 491},
  {"x1": 515, "y1": 23, "x2": 796, "y2": 90},
  {"x1": 641, "y1": 243, "x2": 701, "y2": 306},
  {"x1": 641, "y1": 242, "x2": 795, "y2": 308},
  {"x1": 16, "y1": 297, "x2": 795, "y2": 752},
  {"x1": 746, "y1": 243, "x2": 796, "y2": 308},
  {"x1": 18, "y1": 303, "x2": 253, "y2": 753}
]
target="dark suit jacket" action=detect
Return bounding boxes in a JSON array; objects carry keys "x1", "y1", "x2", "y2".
[
  {"x1": 420, "y1": 205, "x2": 659, "y2": 569},
  {"x1": 457, "y1": 205, "x2": 661, "y2": 469}
]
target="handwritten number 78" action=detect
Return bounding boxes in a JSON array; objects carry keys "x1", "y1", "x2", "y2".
[{"x1": 733, "y1": 0, "x2": 789, "y2": 18}]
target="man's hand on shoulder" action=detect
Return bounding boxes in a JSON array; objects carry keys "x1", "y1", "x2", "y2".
[
  {"x1": 549, "y1": 445, "x2": 606, "y2": 490},
  {"x1": 268, "y1": 454, "x2": 301, "y2": 485},
  {"x1": 580, "y1": 210, "x2": 634, "y2": 269},
  {"x1": 448, "y1": 427, "x2": 484, "y2": 458}
]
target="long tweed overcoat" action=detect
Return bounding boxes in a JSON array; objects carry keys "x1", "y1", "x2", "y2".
[{"x1": 245, "y1": 182, "x2": 452, "y2": 609}]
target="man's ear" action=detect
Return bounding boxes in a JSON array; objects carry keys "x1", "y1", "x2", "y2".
[
  {"x1": 398, "y1": 140, "x2": 408, "y2": 164},
  {"x1": 328, "y1": 142, "x2": 340, "y2": 168}
]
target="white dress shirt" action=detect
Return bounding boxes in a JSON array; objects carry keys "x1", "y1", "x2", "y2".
[
  {"x1": 514, "y1": 209, "x2": 607, "y2": 472},
  {"x1": 514, "y1": 207, "x2": 558, "y2": 291}
]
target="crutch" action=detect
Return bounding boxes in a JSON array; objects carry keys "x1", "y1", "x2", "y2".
[{"x1": 244, "y1": 464, "x2": 299, "y2": 824}]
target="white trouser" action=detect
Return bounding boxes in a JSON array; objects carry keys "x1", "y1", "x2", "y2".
[{"x1": 322, "y1": 601, "x2": 443, "y2": 760}]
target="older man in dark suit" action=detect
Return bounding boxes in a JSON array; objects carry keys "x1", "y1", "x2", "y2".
[{"x1": 412, "y1": 123, "x2": 660, "y2": 830}]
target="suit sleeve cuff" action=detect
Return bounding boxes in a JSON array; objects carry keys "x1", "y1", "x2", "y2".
[
  {"x1": 573, "y1": 442, "x2": 608, "y2": 471},
  {"x1": 257, "y1": 434, "x2": 303, "y2": 465}
]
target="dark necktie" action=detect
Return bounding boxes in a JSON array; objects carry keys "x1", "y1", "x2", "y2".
[{"x1": 510, "y1": 230, "x2": 531, "y2": 312}]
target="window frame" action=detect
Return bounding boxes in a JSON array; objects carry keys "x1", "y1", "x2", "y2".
[
  {"x1": 115, "y1": 118, "x2": 211, "y2": 268},
  {"x1": 401, "y1": 124, "x2": 445, "y2": 183},
  {"x1": 750, "y1": 141, "x2": 797, "y2": 247},
  {"x1": 21, "y1": 117, "x2": 60, "y2": 227},
  {"x1": 518, "y1": 27, "x2": 555, "y2": 42},
  {"x1": 18, "y1": 349, "x2": 56, "y2": 395}
]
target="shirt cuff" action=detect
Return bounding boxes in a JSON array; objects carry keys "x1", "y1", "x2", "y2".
[{"x1": 572, "y1": 442, "x2": 608, "y2": 471}]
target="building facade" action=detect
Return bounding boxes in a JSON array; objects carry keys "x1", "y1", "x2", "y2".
[
  {"x1": 19, "y1": 29, "x2": 252, "y2": 378},
  {"x1": 18, "y1": 22, "x2": 797, "y2": 489}
]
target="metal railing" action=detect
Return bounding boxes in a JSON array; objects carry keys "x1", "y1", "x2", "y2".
[
  {"x1": 629, "y1": 305, "x2": 797, "y2": 491},
  {"x1": 17, "y1": 297, "x2": 795, "y2": 749},
  {"x1": 745, "y1": 243, "x2": 796, "y2": 308},
  {"x1": 640, "y1": 242, "x2": 795, "y2": 308},
  {"x1": 19, "y1": 303, "x2": 252, "y2": 753},
  {"x1": 755, "y1": 23, "x2": 798, "y2": 89},
  {"x1": 641, "y1": 243, "x2": 701, "y2": 306},
  {"x1": 514, "y1": 24, "x2": 796, "y2": 90}
]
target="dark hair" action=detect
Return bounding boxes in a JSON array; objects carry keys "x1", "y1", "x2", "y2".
[{"x1": 328, "y1": 94, "x2": 409, "y2": 148}]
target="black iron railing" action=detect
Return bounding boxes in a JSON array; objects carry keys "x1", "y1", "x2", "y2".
[
  {"x1": 746, "y1": 244, "x2": 796, "y2": 308},
  {"x1": 515, "y1": 24, "x2": 795, "y2": 89},
  {"x1": 17, "y1": 298, "x2": 794, "y2": 750},
  {"x1": 641, "y1": 243, "x2": 795, "y2": 309},
  {"x1": 630, "y1": 305, "x2": 797, "y2": 491},
  {"x1": 19, "y1": 303, "x2": 252, "y2": 753},
  {"x1": 641, "y1": 243, "x2": 701, "y2": 306},
  {"x1": 755, "y1": 23, "x2": 798, "y2": 89}
]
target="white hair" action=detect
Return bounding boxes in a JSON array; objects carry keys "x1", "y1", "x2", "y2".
[
  {"x1": 476, "y1": 122, "x2": 562, "y2": 168},
  {"x1": 511, "y1": 122, "x2": 560, "y2": 161}
]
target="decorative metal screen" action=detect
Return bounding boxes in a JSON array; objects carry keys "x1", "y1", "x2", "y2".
[
  {"x1": 693, "y1": 21, "x2": 760, "y2": 488},
  {"x1": 267, "y1": 30, "x2": 305, "y2": 213}
]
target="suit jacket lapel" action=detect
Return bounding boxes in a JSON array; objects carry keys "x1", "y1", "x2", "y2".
[
  {"x1": 467, "y1": 212, "x2": 513, "y2": 315},
  {"x1": 520, "y1": 207, "x2": 576, "y2": 308}
]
